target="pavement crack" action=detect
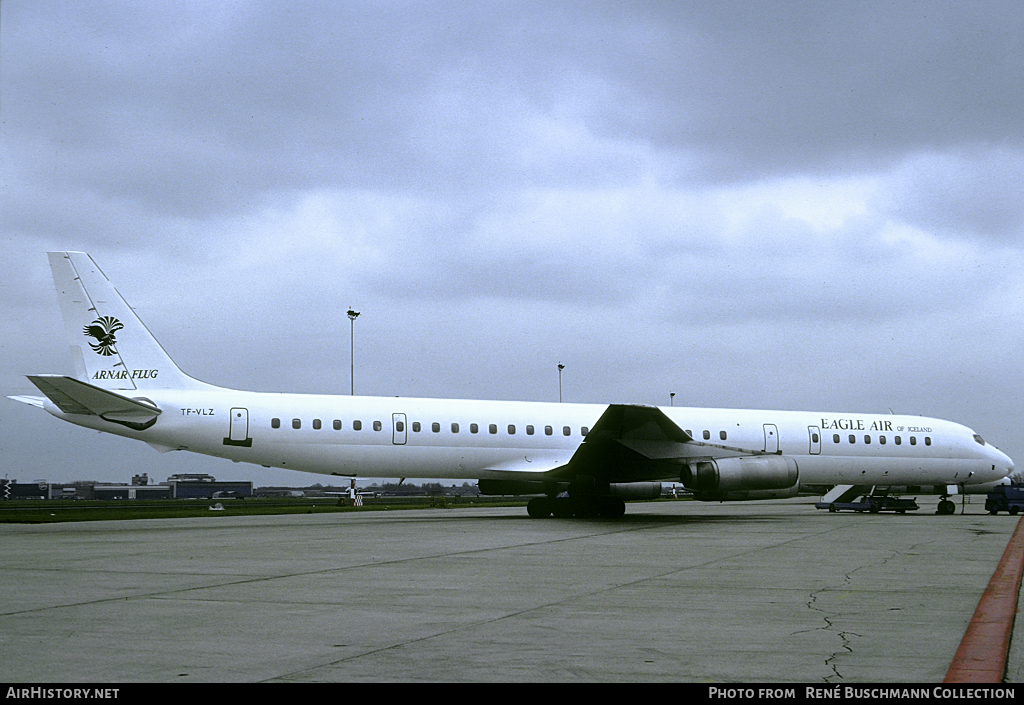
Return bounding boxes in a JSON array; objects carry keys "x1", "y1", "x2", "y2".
[{"x1": 798, "y1": 536, "x2": 938, "y2": 682}]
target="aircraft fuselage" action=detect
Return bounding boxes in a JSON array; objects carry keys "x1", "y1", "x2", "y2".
[{"x1": 41, "y1": 388, "x2": 1009, "y2": 487}]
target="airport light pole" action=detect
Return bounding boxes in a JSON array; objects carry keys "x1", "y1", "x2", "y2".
[
  {"x1": 347, "y1": 308, "x2": 360, "y2": 395},
  {"x1": 558, "y1": 362, "x2": 564, "y2": 403}
]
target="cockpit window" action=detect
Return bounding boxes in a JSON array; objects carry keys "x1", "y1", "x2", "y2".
[{"x1": 974, "y1": 434, "x2": 986, "y2": 446}]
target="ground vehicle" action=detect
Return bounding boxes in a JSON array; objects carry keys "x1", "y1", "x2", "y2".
[
  {"x1": 815, "y1": 494, "x2": 919, "y2": 514},
  {"x1": 985, "y1": 485, "x2": 1024, "y2": 515}
]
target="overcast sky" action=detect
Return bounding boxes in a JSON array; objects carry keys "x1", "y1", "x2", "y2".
[{"x1": 3, "y1": 1, "x2": 1024, "y2": 488}]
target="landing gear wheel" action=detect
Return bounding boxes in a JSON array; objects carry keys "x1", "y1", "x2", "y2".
[
  {"x1": 551, "y1": 497, "x2": 576, "y2": 518},
  {"x1": 599, "y1": 498, "x2": 626, "y2": 519},
  {"x1": 937, "y1": 499, "x2": 957, "y2": 515},
  {"x1": 527, "y1": 497, "x2": 551, "y2": 518}
]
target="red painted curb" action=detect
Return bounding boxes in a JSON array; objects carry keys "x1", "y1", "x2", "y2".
[{"x1": 944, "y1": 515, "x2": 1024, "y2": 683}]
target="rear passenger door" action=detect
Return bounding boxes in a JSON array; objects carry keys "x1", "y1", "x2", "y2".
[{"x1": 392, "y1": 413, "x2": 407, "y2": 445}]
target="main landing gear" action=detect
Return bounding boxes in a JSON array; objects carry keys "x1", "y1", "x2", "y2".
[{"x1": 526, "y1": 495, "x2": 626, "y2": 519}]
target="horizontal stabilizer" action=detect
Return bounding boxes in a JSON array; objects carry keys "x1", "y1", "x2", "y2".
[
  {"x1": 7, "y1": 395, "x2": 45, "y2": 409},
  {"x1": 26, "y1": 375, "x2": 161, "y2": 430}
]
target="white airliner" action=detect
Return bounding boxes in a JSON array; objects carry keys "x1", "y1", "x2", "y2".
[{"x1": 9, "y1": 252, "x2": 1015, "y2": 518}]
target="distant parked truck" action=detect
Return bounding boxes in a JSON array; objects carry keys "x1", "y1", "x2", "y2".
[{"x1": 985, "y1": 485, "x2": 1024, "y2": 515}]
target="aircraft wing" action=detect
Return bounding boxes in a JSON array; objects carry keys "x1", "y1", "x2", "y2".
[
  {"x1": 25, "y1": 375, "x2": 161, "y2": 430},
  {"x1": 546, "y1": 404, "x2": 695, "y2": 481}
]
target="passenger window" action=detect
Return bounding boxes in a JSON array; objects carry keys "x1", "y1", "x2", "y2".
[
  {"x1": 563, "y1": 426, "x2": 571, "y2": 436},
  {"x1": 292, "y1": 418, "x2": 301, "y2": 429},
  {"x1": 432, "y1": 422, "x2": 440, "y2": 433},
  {"x1": 313, "y1": 419, "x2": 322, "y2": 430},
  {"x1": 811, "y1": 433, "x2": 819, "y2": 443},
  {"x1": 581, "y1": 426, "x2": 589, "y2": 436},
  {"x1": 703, "y1": 430, "x2": 710, "y2": 440},
  {"x1": 333, "y1": 420, "x2": 342, "y2": 430},
  {"x1": 412, "y1": 422, "x2": 421, "y2": 432},
  {"x1": 833, "y1": 434, "x2": 840, "y2": 444},
  {"x1": 526, "y1": 425, "x2": 534, "y2": 435},
  {"x1": 373, "y1": 421, "x2": 382, "y2": 431},
  {"x1": 489, "y1": 424, "x2": 498, "y2": 434},
  {"x1": 271, "y1": 418, "x2": 281, "y2": 429},
  {"x1": 895, "y1": 436, "x2": 901, "y2": 445},
  {"x1": 395, "y1": 421, "x2": 404, "y2": 432},
  {"x1": 925, "y1": 437, "x2": 931, "y2": 446},
  {"x1": 879, "y1": 436, "x2": 886, "y2": 445},
  {"x1": 720, "y1": 431, "x2": 727, "y2": 441},
  {"x1": 910, "y1": 437, "x2": 917, "y2": 445},
  {"x1": 508, "y1": 424, "x2": 516, "y2": 435},
  {"x1": 353, "y1": 420, "x2": 362, "y2": 431},
  {"x1": 470, "y1": 423, "x2": 479, "y2": 434},
  {"x1": 849, "y1": 435, "x2": 856, "y2": 444},
  {"x1": 864, "y1": 435, "x2": 871, "y2": 444},
  {"x1": 451, "y1": 423, "x2": 459, "y2": 433},
  {"x1": 545, "y1": 425, "x2": 553, "y2": 436}
]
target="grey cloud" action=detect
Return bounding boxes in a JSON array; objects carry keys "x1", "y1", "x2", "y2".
[
  {"x1": 879, "y1": 150, "x2": 1024, "y2": 243},
  {"x1": 593, "y1": 2, "x2": 1024, "y2": 179},
  {"x1": 10, "y1": 1, "x2": 1024, "y2": 218}
]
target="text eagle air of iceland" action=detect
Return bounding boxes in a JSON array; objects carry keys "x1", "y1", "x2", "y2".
[{"x1": 819, "y1": 417, "x2": 933, "y2": 433}]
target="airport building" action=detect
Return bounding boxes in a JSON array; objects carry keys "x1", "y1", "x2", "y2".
[
  {"x1": 0, "y1": 479, "x2": 50, "y2": 500},
  {"x1": 2, "y1": 474, "x2": 252, "y2": 500},
  {"x1": 164, "y1": 474, "x2": 252, "y2": 499}
]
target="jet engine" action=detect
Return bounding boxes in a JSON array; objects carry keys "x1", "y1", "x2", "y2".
[{"x1": 682, "y1": 456, "x2": 800, "y2": 501}]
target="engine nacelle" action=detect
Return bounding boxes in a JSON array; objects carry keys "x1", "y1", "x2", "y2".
[
  {"x1": 682, "y1": 456, "x2": 800, "y2": 501},
  {"x1": 608, "y1": 482, "x2": 663, "y2": 500}
]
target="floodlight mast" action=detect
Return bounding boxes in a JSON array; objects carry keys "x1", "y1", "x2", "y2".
[{"x1": 347, "y1": 308, "x2": 360, "y2": 395}]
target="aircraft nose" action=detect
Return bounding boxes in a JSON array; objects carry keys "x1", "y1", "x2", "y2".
[{"x1": 994, "y1": 447, "x2": 1014, "y2": 477}]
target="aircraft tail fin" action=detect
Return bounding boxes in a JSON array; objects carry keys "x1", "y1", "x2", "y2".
[{"x1": 47, "y1": 252, "x2": 209, "y2": 391}]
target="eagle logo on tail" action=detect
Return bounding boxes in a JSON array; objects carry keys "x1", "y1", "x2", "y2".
[{"x1": 83, "y1": 316, "x2": 123, "y2": 356}]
